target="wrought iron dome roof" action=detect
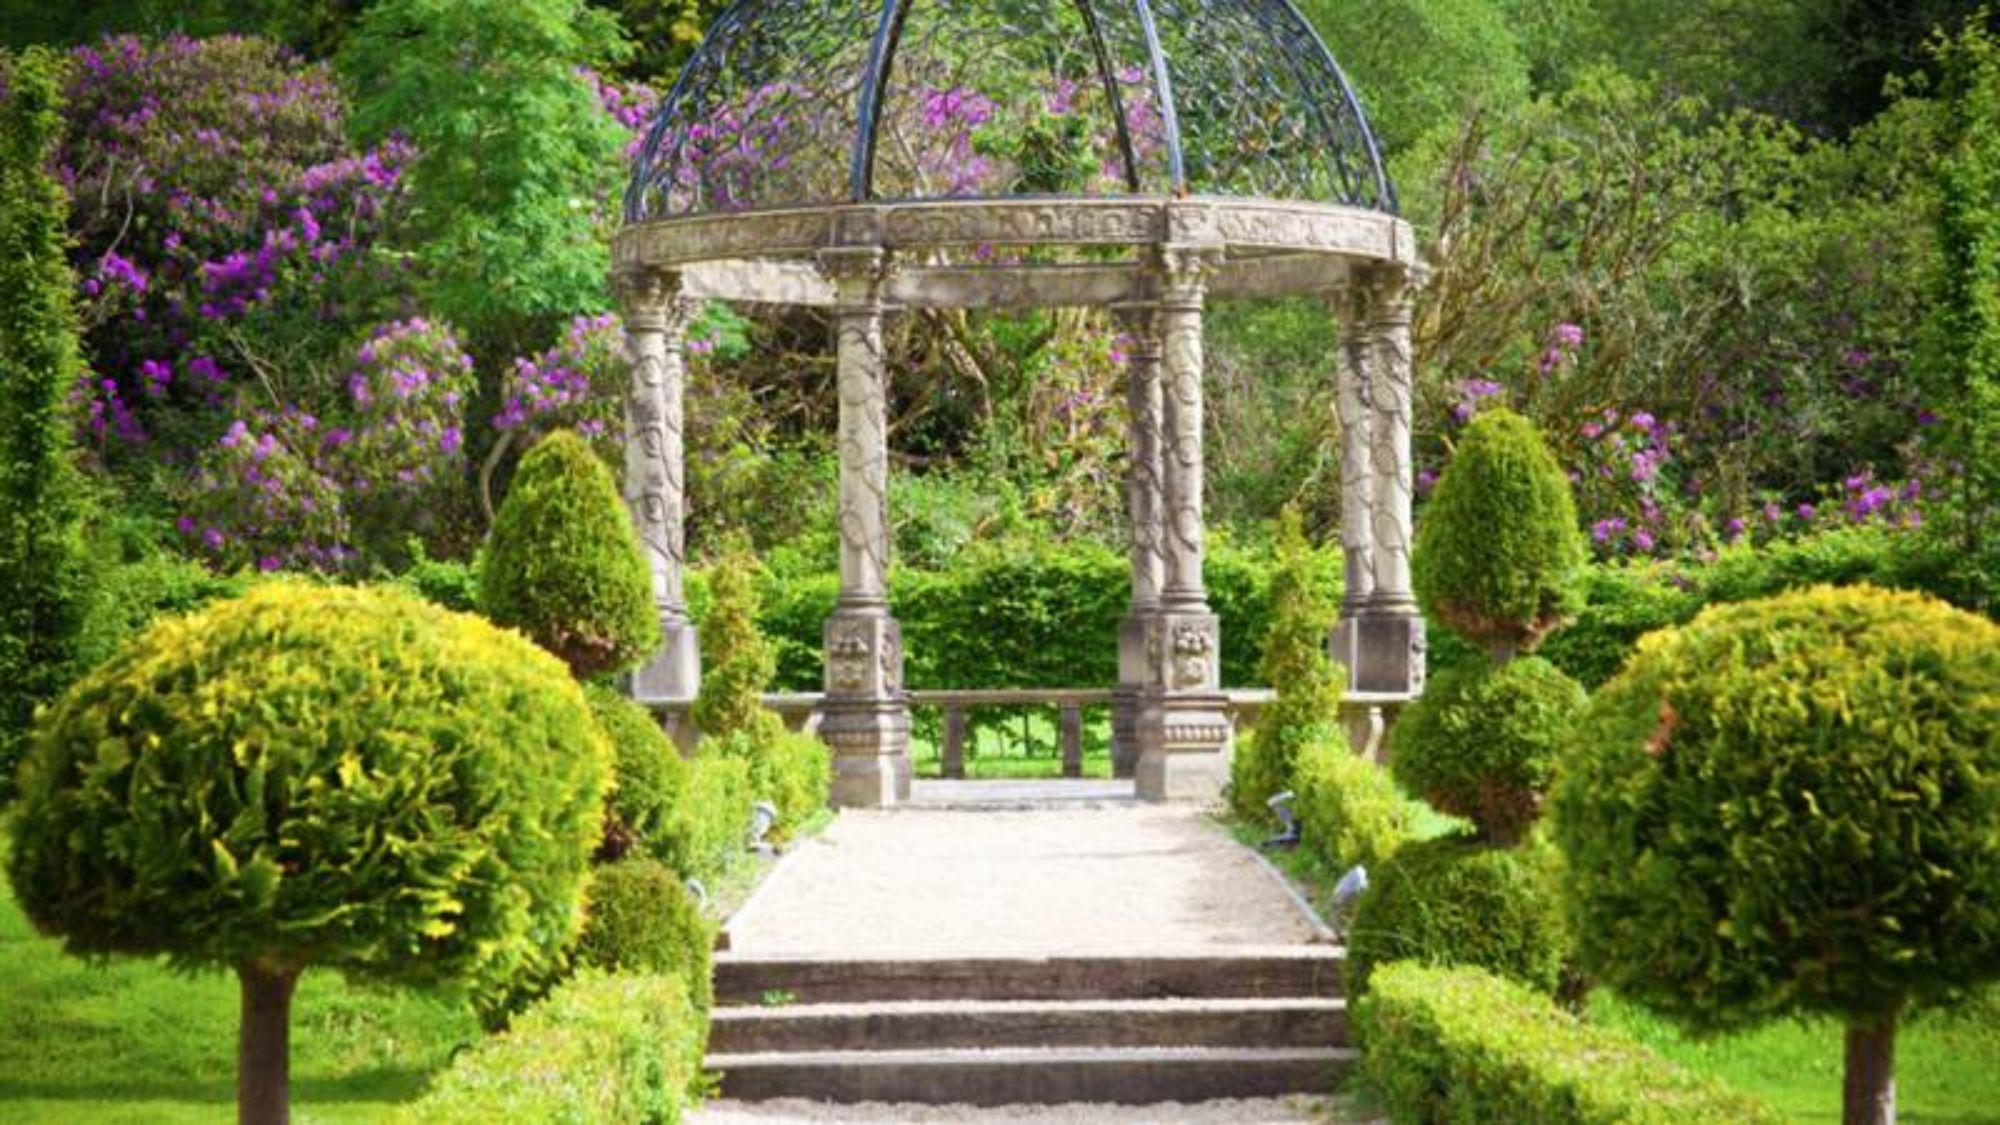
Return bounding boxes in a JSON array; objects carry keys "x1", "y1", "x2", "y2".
[{"x1": 624, "y1": 0, "x2": 1396, "y2": 224}]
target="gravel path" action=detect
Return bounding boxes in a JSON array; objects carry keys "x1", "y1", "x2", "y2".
[
  {"x1": 725, "y1": 783, "x2": 1321, "y2": 955},
  {"x1": 689, "y1": 1096, "x2": 1338, "y2": 1123}
]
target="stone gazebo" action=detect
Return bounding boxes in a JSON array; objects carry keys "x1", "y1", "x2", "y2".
[{"x1": 612, "y1": 0, "x2": 1424, "y2": 807}]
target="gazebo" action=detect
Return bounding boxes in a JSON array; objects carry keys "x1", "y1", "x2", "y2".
[{"x1": 612, "y1": 0, "x2": 1424, "y2": 807}]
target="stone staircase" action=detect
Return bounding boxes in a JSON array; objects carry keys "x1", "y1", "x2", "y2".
[{"x1": 705, "y1": 947, "x2": 1354, "y2": 1105}]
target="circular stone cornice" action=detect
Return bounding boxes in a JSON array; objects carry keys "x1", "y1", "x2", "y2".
[{"x1": 612, "y1": 196, "x2": 1416, "y2": 309}]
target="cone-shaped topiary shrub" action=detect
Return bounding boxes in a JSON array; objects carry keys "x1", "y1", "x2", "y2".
[
  {"x1": 1345, "y1": 835, "x2": 1567, "y2": 1000},
  {"x1": 585, "y1": 684, "x2": 686, "y2": 862},
  {"x1": 1293, "y1": 733, "x2": 1410, "y2": 872},
  {"x1": 1390, "y1": 657, "x2": 1587, "y2": 844},
  {"x1": 1413, "y1": 409, "x2": 1585, "y2": 657},
  {"x1": 1231, "y1": 509, "x2": 1345, "y2": 823},
  {"x1": 1553, "y1": 584, "x2": 2000, "y2": 1125},
  {"x1": 575, "y1": 856, "x2": 716, "y2": 1017},
  {"x1": 6, "y1": 582, "x2": 611, "y2": 1125},
  {"x1": 481, "y1": 430, "x2": 658, "y2": 680},
  {"x1": 0, "y1": 47, "x2": 95, "y2": 804},
  {"x1": 693, "y1": 541, "x2": 828, "y2": 842}
]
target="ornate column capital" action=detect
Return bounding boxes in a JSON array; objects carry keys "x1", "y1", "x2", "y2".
[
  {"x1": 1153, "y1": 244, "x2": 1223, "y2": 309},
  {"x1": 816, "y1": 246, "x2": 893, "y2": 306}
]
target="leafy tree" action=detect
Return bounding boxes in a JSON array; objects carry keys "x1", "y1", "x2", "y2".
[
  {"x1": 1921, "y1": 16, "x2": 2000, "y2": 611},
  {"x1": 340, "y1": 0, "x2": 628, "y2": 355},
  {"x1": 481, "y1": 429, "x2": 659, "y2": 680},
  {"x1": 1553, "y1": 585, "x2": 2000, "y2": 1125},
  {"x1": 1300, "y1": 0, "x2": 1530, "y2": 152},
  {"x1": 0, "y1": 46, "x2": 94, "y2": 801},
  {"x1": 7, "y1": 583, "x2": 612, "y2": 1125}
]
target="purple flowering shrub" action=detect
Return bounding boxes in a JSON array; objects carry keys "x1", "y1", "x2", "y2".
[
  {"x1": 180, "y1": 319, "x2": 476, "y2": 571},
  {"x1": 58, "y1": 35, "x2": 414, "y2": 459},
  {"x1": 494, "y1": 314, "x2": 630, "y2": 455}
]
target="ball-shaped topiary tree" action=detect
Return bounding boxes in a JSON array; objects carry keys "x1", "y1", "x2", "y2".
[
  {"x1": 1413, "y1": 408, "x2": 1585, "y2": 659},
  {"x1": 5, "y1": 583, "x2": 612, "y2": 1125},
  {"x1": 481, "y1": 429, "x2": 659, "y2": 679},
  {"x1": 1390, "y1": 657, "x2": 1587, "y2": 844},
  {"x1": 1552, "y1": 585, "x2": 2000, "y2": 1125},
  {"x1": 574, "y1": 856, "x2": 717, "y2": 1017}
]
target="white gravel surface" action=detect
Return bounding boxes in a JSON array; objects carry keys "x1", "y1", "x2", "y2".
[
  {"x1": 688, "y1": 1096, "x2": 1337, "y2": 1123},
  {"x1": 725, "y1": 792, "x2": 1318, "y2": 955}
]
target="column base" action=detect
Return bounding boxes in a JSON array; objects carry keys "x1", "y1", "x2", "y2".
[
  {"x1": 1134, "y1": 693, "x2": 1232, "y2": 803},
  {"x1": 1111, "y1": 612, "x2": 1154, "y2": 780},
  {"x1": 820, "y1": 702, "x2": 912, "y2": 807},
  {"x1": 1330, "y1": 611, "x2": 1427, "y2": 697},
  {"x1": 630, "y1": 614, "x2": 701, "y2": 705}
]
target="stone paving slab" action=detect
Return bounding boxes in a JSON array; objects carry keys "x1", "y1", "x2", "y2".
[
  {"x1": 689, "y1": 1095, "x2": 1333, "y2": 1123},
  {"x1": 725, "y1": 784, "x2": 1319, "y2": 956}
]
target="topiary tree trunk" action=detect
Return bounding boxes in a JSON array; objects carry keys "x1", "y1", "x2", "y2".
[
  {"x1": 237, "y1": 963, "x2": 300, "y2": 1125},
  {"x1": 1843, "y1": 1006, "x2": 1898, "y2": 1125}
]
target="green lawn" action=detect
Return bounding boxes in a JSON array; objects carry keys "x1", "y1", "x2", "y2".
[
  {"x1": 0, "y1": 862, "x2": 479, "y2": 1123},
  {"x1": 1590, "y1": 990, "x2": 2000, "y2": 1124}
]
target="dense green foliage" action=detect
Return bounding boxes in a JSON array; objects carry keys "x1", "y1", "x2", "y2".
[
  {"x1": 1293, "y1": 735, "x2": 1411, "y2": 873},
  {"x1": 1390, "y1": 658, "x2": 1586, "y2": 844},
  {"x1": 0, "y1": 47, "x2": 94, "y2": 802},
  {"x1": 1230, "y1": 511, "x2": 1344, "y2": 822},
  {"x1": 574, "y1": 857, "x2": 715, "y2": 1016},
  {"x1": 653, "y1": 753, "x2": 752, "y2": 884},
  {"x1": 1345, "y1": 837, "x2": 1567, "y2": 999},
  {"x1": 339, "y1": 0, "x2": 626, "y2": 352},
  {"x1": 481, "y1": 431, "x2": 659, "y2": 679},
  {"x1": 585, "y1": 684, "x2": 685, "y2": 861},
  {"x1": 1413, "y1": 410, "x2": 1585, "y2": 653},
  {"x1": 1552, "y1": 585, "x2": 2000, "y2": 1032},
  {"x1": 7, "y1": 583, "x2": 611, "y2": 1003},
  {"x1": 1923, "y1": 20, "x2": 2000, "y2": 609},
  {"x1": 1356, "y1": 963, "x2": 1780, "y2": 1125},
  {"x1": 1300, "y1": 0, "x2": 1530, "y2": 150},
  {"x1": 393, "y1": 970, "x2": 701, "y2": 1125}
]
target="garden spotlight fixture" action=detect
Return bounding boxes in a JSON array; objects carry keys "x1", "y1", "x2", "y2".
[{"x1": 1262, "y1": 789, "x2": 1301, "y2": 849}]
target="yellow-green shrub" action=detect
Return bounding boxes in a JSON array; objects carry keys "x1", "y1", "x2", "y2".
[
  {"x1": 480, "y1": 430, "x2": 658, "y2": 679},
  {"x1": 395, "y1": 970, "x2": 702, "y2": 1124},
  {"x1": 1390, "y1": 657, "x2": 1586, "y2": 844},
  {"x1": 575, "y1": 857, "x2": 715, "y2": 1016},
  {"x1": 653, "y1": 752, "x2": 753, "y2": 882},
  {"x1": 1293, "y1": 734, "x2": 1409, "y2": 872},
  {"x1": 1355, "y1": 963, "x2": 1779, "y2": 1125},
  {"x1": 1413, "y1": 409, "x2": 1585, "y2": 654},
  {"x1": 1346, "y1": 837, "x2": 1567, "y2": 998},
  {"x1": 1230, "y1": 509, "x2": 1344, "y2": 823},
  {"x1": 1552, "y1": 585, "x2": 2000, "y2": 1112}
]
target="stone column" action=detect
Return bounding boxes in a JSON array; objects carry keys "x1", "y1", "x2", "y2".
[
  {"x1": 1112, "y1": 301, "x2": 1165, "y2": 780},
  {"x1": 618, "y1": 266, "x2": 700, "y2": 726},
  {"x1": 817, "y1": 247, "x2": 911, "y2": 807},
  {"x1": 1328, "y1": 282, "x2": 1377, "y2": 694},
  {"x1": 1344, "y1": 266, "x2": 1426, "y2": 697},
  {"x1": 1134, "y1": 247, "x2": 1232, "y2": 801}
]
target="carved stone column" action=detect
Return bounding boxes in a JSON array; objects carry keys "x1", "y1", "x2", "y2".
[
  {"x1": 1112, "y1": 301, "x2": 1166, "y2": 779},
  {"x1": 618, "y1": 266, "x2": 700, "y2": 725},
  {"x1": 1327, "y1": 282, "x2": 1378, "y2": 693},
  {"x1": 817, "y1": 247, "x2": 910, "y2": 807},
  {"x1": 1345, "y1": 265, "x2": 1426, "y2": 697},
  {"x1": 1134, "y1": 247, "x2": 1231, "y2": 802}
]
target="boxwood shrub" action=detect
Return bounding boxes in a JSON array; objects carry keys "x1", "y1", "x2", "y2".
[
  {"x1": 1389, "y1": 657, "x2": 1586, "y2": 844},
  {"x1": 575, "y1": 857, "x2": 716, "y2": 1016},
  {"x1": 395, "y1": 970, "x2": 703, "y2": 1124},
  {"x1": 652, "y1": 752, "x2": 753, "y2": 884},
  {"x1": 1355, "y1": 963, "x2": 1780, "y2": 1124},
  {"x1": 1345, "y1": 836, "x2": 1566, "y2": 999},
  {"x1": 585, "y1": 685, "x2": 685, "y2": 861},
  {"x1": 1292, "y1": 734, "x2": 1410, "y2": 874}
]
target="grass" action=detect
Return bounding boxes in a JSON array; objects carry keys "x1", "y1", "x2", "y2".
[
  {"x1": 0, "y1": 865, "x2": 479, "y2": 1123},
  {"x1": 1590, "y1": 989, "x2": 2000, "y2": 1124}
]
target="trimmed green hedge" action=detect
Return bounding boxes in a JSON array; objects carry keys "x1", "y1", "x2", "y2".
[
  {"x1": 1345, "y1": 837, "x2": 1567, "y2": 999},
  {"x1": 396, "y1": 970, "x2": 703, "y2": 1124},
  {"x1": 1355, "y1": 963, "x2": 1780, "y2": 1124}
]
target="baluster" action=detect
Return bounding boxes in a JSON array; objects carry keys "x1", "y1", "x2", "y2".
[
  {"x1": 943, "y1": 703, "x2": 967, "y2": 780},
  {"x1": 1061, "y1": 703, "x2": 1084, "y2": 779}
]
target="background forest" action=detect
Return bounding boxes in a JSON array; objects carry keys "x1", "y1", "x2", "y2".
[{"x1": 1, "y1": 0, "x2": 1996, "y2": 717}]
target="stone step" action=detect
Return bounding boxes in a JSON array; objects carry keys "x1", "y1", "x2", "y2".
[
  {"x1": 710, "y1": 997, "x2": 1348, "y2": 1053},
  {"x1": 713, "y1": 948, "x2": 1345, "y2": 1005},
  {"x1": 705, "y1": 1045, "x2": 1357, "y2": 1105}
]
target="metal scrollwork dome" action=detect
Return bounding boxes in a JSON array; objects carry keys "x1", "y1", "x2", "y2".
[{"x1": 625, "y1": 0, "x2": 1396, "y2": 223}]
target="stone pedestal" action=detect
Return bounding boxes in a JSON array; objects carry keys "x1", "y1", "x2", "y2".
[
  {"x1": 1111, "y1": 612, "x2": 1152, "y2": 778},
  {"x1": 631, "y1": 615, "x2": 701, "y2": 704},
  {"x1": 1330, "y1": 611, "x2": 1426, "y2": 697},
  {"x1": 822, "y1": 611, "x2": 911, "y2": 806},
  {"x1": 1133, "y1": 610, "x2": 1230, "y2": 802}
]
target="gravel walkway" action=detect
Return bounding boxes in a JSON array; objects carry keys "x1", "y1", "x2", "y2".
[
  {"x1": 689, "y1": 1096, "x2": 1337, "y2": 1123},
  {"x1": 725, "y1": 781, "x2": 1322, "y2": 956}
]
